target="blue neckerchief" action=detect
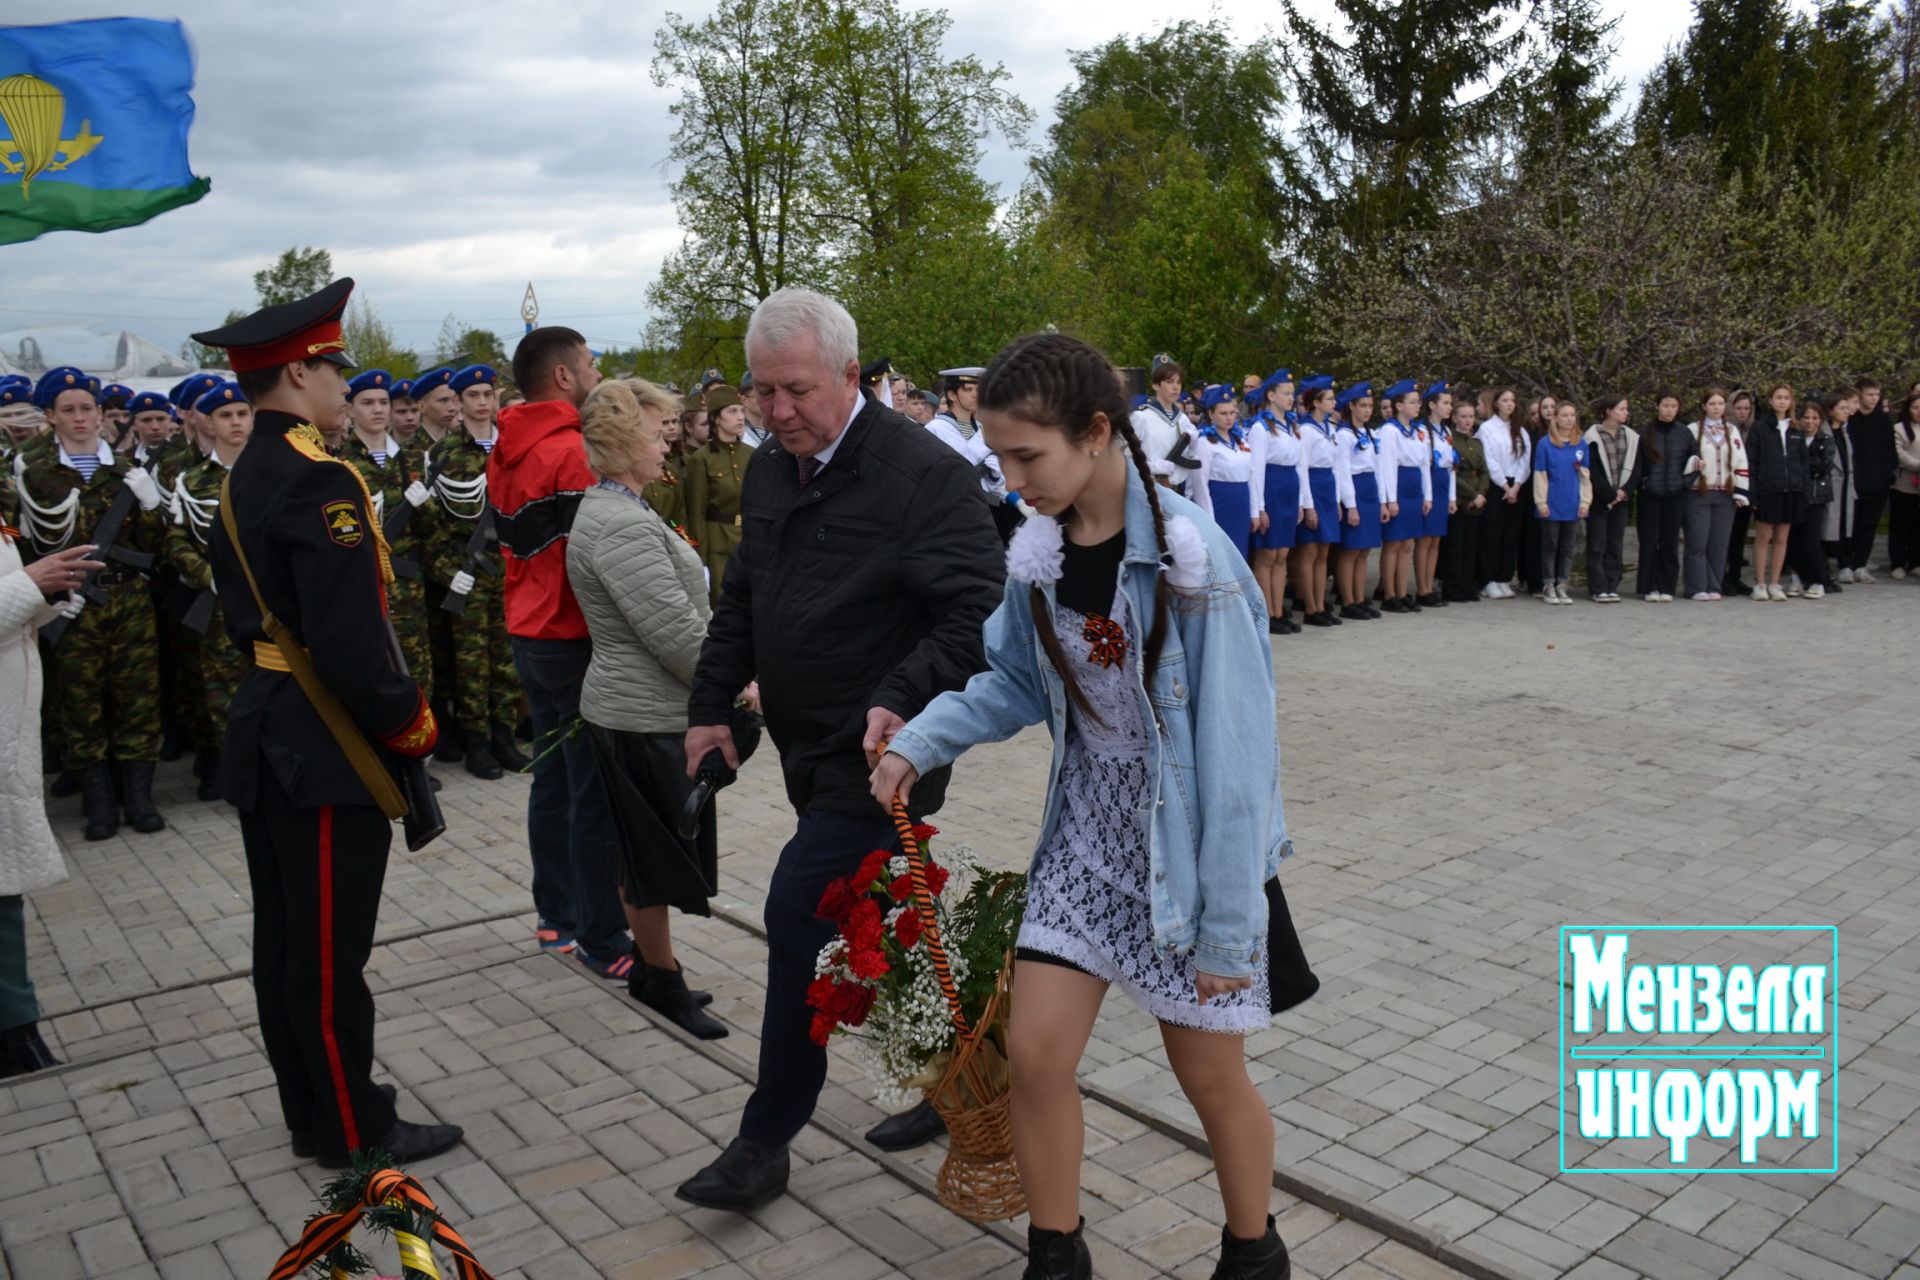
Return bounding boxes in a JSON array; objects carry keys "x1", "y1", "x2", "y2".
[
  {"x1": 1146, "y1": 398, "x2": 1181, "y2": 425},
  {"x1": 1348, "y1": 425, "x2": 1378, "y2": 455},
  {"x1": 1309, "y1": 414, "x2": 1336, "y2": 441},
  {"x1": 1200, "y1": 422, "x2": 1249, "y2": 449},
  {"x1": 1396, "y1": 419, "x2": 1422, "y2": 440}
]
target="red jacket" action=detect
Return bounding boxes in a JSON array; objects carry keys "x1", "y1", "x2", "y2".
[{"x1": 489, "y1": 399, "x2": 592, "y2": 640}]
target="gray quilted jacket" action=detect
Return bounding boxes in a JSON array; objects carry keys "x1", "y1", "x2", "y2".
[{"x1": 568, "y1": 483, "x2": 711, "y2": 733}]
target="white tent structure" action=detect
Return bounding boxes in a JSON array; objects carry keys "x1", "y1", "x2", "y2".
[{"x1": 0, "y1": 324, "x2": 199, "y2": 388}]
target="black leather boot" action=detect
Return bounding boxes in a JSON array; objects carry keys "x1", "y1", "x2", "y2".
[
  {"x1": 122, "y1": 762, "x2": 166, "y2": 833},
  {"x1": 48, "y1": 770, "x2": 80, "y2": 798},
  {"x1": 490, "y1": 722, "x2": 531, "y2": 772},
  {"x1": 0, "y1": 1022, "x2": 63, "y2": 1079},
  {"x1": 462, "y1": 727, "x2": 502, "y2": 780},
  {"x1": 433, "y1": 701, "x2": 464, "y2": 762},
  {"x1": 196, "y1": 749, "x2": 222, "y2": 802},
  {"x1": 632, "y1": 963, "x2": 728, "y2": 1039},
  {"x1": 81, "y1": 764, "x2": 118, "y2": 841},
  {"x1": 1211, "y1": 1215, "x2": 1290, "y2": 1280},
  {"x1": 1023, "y1": 1218, "x2": 1091, "y2": 1280}
]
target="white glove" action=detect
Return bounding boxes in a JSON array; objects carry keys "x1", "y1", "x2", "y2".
[
  {"x1": 405, "y1": 480, "x2": 431, "y2": 508},
  {"x1": 123, "y1": 466, "x2": 162, "y2": 511},
  {"x1": 58, "y1": 594, "x2": 86, "y2": 619},
  {"x1": 450, "y1": 569, "x2": 476, "y2": 595}
]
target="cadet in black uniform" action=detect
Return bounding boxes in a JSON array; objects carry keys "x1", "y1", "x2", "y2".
[{"x1": 192, "y1": 280, "x2": 462, "y2": 1168}]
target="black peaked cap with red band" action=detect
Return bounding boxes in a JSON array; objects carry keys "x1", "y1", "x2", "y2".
[{"x1": 192, "y1": 278, "x2": 358, "y2": 374}]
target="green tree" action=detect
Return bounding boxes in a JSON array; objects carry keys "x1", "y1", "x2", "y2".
[
  {"x1": 253, "y1": 246, "x2": 333, "y2": 307},
  {"x1": 429, "y1": 315, "x2": 506, "y2": 370},
  {"x1": 1510, "y1": 0, "x2": 1622, "y2": 169},
  {"x1": 341, "y1": 298, "x2": 420, "y2": 377},
  {"x1": 179, "y1": 313, "x2": 239, "y2": 371}
]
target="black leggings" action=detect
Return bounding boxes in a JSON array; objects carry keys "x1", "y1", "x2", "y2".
[
  {"x1": 1637, "y1": 494, "x2": 1686, "y2": 595},
  {"x1": 1788, "y1": 512, "x2": 1830, "y2": 586},
  {"x1": 1478, "y1": 495, "x2": 1524, "y2": 585}
]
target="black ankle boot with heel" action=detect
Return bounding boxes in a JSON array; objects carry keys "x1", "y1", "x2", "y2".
[
  {"x1": 1211, "y1": 1215, "x2": 1289, "y2": 1280},
  {"x1": 1023, "y1": 1218, "x2": 1091, "y2": 1280},
  {"x1": 630, "y1": 961, "x2": 727, "y2": 1039}
]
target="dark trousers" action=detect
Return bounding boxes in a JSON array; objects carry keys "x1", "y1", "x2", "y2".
[
  {"x1": 0, "y1": 896, "x2": 35, "y2": 1030},
  {"x1": 1889, "y1": 491, "x2": 1920, "y2": 570},
  {"x1": 741, "y1": 807, "x2": 902, "y2": 1147},
  {"x1": 239, "y1": 767, "x2": 397, "y2": 1157},
  {"x1": 1722, "y1": 504, "x2": 1752, "y2": 591},
  {"x1": 1478, "y1": 495, "x2": 1523, "y2": 586},
  {"x1": 1519, "y1": 502, "x2": 1544, "y2": 591},
  {"x1": 1541, "y1": 519, "x2": 1578, "y2": 584},
  {"x1": 1789, "y1": 511, "x2": 1830, "y2": 586},
  {"x1": 510, "y1": 636, "x2": 626, "y2": 959},
  {"x1": 1637, "y1": 494, "x2": 1686, "y2": 595},
  {"x1": 1843, "y1": 491, "x2": 1888, "y2": 570},
  {"x1": 1585, "y1": 500, "x2": 1630, "y2": 595},
  {"x1": 1440, "y1": 512, "x2": 1482, "y2": 597}
]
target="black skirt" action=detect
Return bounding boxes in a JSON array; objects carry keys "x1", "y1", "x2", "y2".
[
  {"x1": 1753, "y1": 490, "x2": 1807, "y2": 525},
  {"x1": 586, "y1": 723, "x2": 717, "y2": 917}
]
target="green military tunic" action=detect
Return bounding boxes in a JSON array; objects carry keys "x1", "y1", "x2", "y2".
[
  {"x1": 7, "y1": 441, "x2": 167, "y2": 767},
  {"x1": 682, "y1": 436, "x2": 755, "y2": 602},
  {"x1": 1454, "y1": 432, "x2": 1491, "y2": 508},
  {"x1": 338, "y1": 432, "x2": 436, "y2": 702},
  {"x1": 642, "y1": 451, "x2": 688, "y2": 533},
  {"x1": 162, "y1": 454, "x2": 252, "y2": 740},
  {"x1": 424, "y1": 427, "x2": 519, "y2": 732}
]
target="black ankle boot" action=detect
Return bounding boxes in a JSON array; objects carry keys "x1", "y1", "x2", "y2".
[
  {"x1": 81, "y1": 764, "x2": 118, "y2": 841},
  {"x1": 0, "y1": 1022, "x2": 63, "y2": 1080},
  {"x1": 1211, "y1": 1215, "x2": 1289, "y2": 1280},
  {"x1": 462, "y1": 727, "x2": 502, "y2": 780},
  {"x1": 196, "y1": 749, "x2": 222, "y2": 802},
  {"x1": 122, "y1": 762, "x2": 166, "y2": 833},
  {"x1": 48, "y1": 770, "x2": 80, "y2": 798},
  {"x1": 633, "y1": 963, "x2": 728, "y2": 1039},
  {"x1": 490, "y1": 722, "x2": 531, "y2": 772},
  {"x1": 1023, "y1": 1218, "x2": 1091, "y2": 1280},
  {"x1": 433, "y1": 702, "x2": 464, "y2": 763}
]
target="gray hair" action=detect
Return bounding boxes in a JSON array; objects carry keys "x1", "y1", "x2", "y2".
[{"x1": 745, "y1": 287, "x2": 859, "y2": 374}]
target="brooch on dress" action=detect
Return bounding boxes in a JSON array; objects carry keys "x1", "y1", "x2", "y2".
[{"x1": 1082, "y1": 614, "x2": 1128, "y2": 668}]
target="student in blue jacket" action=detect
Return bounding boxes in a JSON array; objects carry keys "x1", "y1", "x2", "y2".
[{"x1": 871, "y1": 334, "x2": 1305, "y2": 1280}]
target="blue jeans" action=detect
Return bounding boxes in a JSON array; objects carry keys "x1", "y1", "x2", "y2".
[
  {"x1": 509, "y1": 636, "x2": 627, "y2": 959},
  {"x1": 740, "y1": 808, "x2": 901, "y2": 1147}
]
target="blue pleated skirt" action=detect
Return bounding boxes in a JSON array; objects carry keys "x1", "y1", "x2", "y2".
[
  {"x1": 1208, "y1": 479, "x2": 1254, "y2": 563},
  {"x1": 1384, "y1": 465, "x2": 1425, "y2": 542},
  {"x1": 1346, "y1": 472, "x2": 1383, "y2": 550},
  {"x1": 1299, "y1": 468, "x2": 1342, "y2": 546},
  {"x1": 1253, "y1": 466, "x2": 1299, "y2": 549},
  {"x1": 1423, "y1": 461, "x2": 1451, "y2": 537}
]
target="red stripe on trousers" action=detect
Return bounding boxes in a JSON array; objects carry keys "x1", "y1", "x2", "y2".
[{"x1": 316, "y1": 806, "x2": 361, "y2": 1152}]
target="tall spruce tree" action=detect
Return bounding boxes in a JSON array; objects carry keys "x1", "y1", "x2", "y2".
[{"x1": 1511, "y1": 0, "x2": 1622, "y2": 169}]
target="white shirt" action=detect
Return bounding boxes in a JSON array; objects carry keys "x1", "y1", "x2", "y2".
[
  {"x1": 1480, "y1": 417, "x2": 1532, "y2": 487},
  {"x1": 1190, "y1": 425, "x2": 1264, "y2": 520},
  {"x1": 1131, "y1": 399, "x2": 1185, "y2": 478},
  {"x1": 1337, "y1": 424, "x2": 1382, "y2": 481},
  {"x1": 1300, "y1": 414, "x2": 1356, "y2": 509},
  {"x1": 1380, "y1": 420, "x2": 1434, "y2": 504},
  {"x1": 925, "y1": 410, "x2": 1005, "y2": 497},
  {"x1": 799, "y1": 393, "x2": 865, "y2": 478},
  {"x1": 1254, "y1": 415, "x2": 1312, "y2": 521}
]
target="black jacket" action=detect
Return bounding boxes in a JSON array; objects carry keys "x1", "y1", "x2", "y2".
[
  {"x1": 1805, "y1": 429, "x2": 1836, "y2": 505},
  {"x1": 1850, "y1": 404, "x2": 1896, "y2": 492},
  {"x1": 1745, "y1": 413, "x2": 1809, "y2": 498},
  {"x1": 1638, "y1": 420, "x2": 1697, "y2": 496},
  {"x1": 687, "y1": 394, "x2": 1005, "y2": 816},
  {"x1": 208, "y1": 411, "x2": 435, "y2": 810}
]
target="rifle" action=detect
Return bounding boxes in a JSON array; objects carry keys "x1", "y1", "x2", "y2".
[
  {"x1": 42, "y1": 487, "x2": 156, "y2": 645},
  {"x1": 439, "y1": 505, "x2": 500, "y2": 615},
  {"x1": 383, "y1": 619, "x2": 445, "y2": 852},
  {"x1": 382, "y1": 455, "x2": 427, "y2": 580},
  {"x1": 181, "y1": 585, "x2": 217, "y2": 635}
]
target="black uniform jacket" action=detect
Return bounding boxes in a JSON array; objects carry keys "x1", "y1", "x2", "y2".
[
  {"x1": 208, "y1": 409, "x2": 436, "y2": 811},
  {"x1": 687, "y1": 394, "x2": 1004, "y2": 817}
]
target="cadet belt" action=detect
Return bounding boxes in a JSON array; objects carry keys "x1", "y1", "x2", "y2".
[
  {"x1": 92, "y1": 570, "x2": 140, "y2": 588},
  {"x1": 253, "y1": 641, "x2": 293, "y2": 672}
]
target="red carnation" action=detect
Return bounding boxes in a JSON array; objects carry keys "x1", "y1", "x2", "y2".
[
  {"x1": 855, "y1": 849, "x2": 892, "y2": 892},
  {"x1": 831, "y1": 983, "x2": 878, "y2": 1027},
  {"x1": 911, "y1": 823, "x2": 939, "y2": 844},
  {"x1": 805, "y1": 975, "x2": 838, "y2": 1011},
  {"x1": 808, "y1": 1012, "x2": 836, "y2": 1046},
  {"x1": 889, "y1": 874, "x2": 914, "y2": 903},
  {"x1": 816, "y1": 876, "x2": 859, "y2": 925},
  {"x1": 925, "y1": 861, "x2": 950, "y2": 897},
  {"x1": 895, "y1": 910, "x2": 924, "y2": 948}
]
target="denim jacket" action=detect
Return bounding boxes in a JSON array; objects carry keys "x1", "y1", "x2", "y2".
[{"x1": 886, "y1": 467, "x2": 1290, "y2": 980}]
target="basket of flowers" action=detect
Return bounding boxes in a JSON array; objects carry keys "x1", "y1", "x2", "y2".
[{"x1": 806, "y1": 799, "x2": 1027, "y2": 1222}]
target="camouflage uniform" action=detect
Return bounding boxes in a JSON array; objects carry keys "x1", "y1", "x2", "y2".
[
  {"x1": 682, "y1": 437, "x2": 755, "y2": 602},
  {"x1": 424, "y1": 428, "x2": 519, "y2": 732},
  {"x1": 411, "y1": 432, "x2": 459, "y2": 748},
  {"x1": 7, "y1": 444, "x2": 167, "y2": 768},
  {"x1": 161, "y1": 455, "x2": 252, "y2": 741},
  {"x1": 337, "y1": 433, "x2": 436, "y2": 697},
  {"x1": 146, "y1": 436, "x2": 217, "y2": 757}
]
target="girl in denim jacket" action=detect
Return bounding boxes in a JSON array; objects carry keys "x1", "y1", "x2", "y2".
[{"x1": 871, "y1": 334, "x2": 1297, "y2": 1280}]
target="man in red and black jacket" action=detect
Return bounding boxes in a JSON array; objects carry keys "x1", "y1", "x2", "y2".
[{"x1": 488, "y1": 328, "x2": 631, "y2": 977}]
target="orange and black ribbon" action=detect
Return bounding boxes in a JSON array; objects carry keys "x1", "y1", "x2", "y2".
[
  {"x1": 889, "y1": 796, "x2": 967, "y2": 1032},
  {"x1": 1081, "y1": 614, "x2": 1128, "y2": 668},
  {"x1": 269, "y1": 1169, "x2": 496, "y2": 1280}
]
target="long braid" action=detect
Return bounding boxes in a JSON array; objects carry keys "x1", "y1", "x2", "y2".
[{"x1": 1114, "y1": 415, "x2": 1172, "y2": 675}]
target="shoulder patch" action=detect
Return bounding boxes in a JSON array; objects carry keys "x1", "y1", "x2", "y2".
[{"x1": 323, "y1": 499, "x2": 365, "y2": 547}]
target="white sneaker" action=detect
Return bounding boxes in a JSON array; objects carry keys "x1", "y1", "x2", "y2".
[
  {"x1": 1893, "y1": 567, "x2": 1908, "y2": 580},
  {"x1": 1804, "y1": 583, "x2": 1825, "y2": 599},
  {"x1": 1838, "y1": 567, "x2": 1855, "y2": 583},
  {"x1": 1481, "y1": 584, "x2": 1501, "y2": 599},
  {"x1": 1694, "y1": 591, "x2": 1715, "y2": 601},
  {"x1": 1542, "y1": 585, "x2": 1558, "y2": 604},
  {"x1": 1751, "y1": 584, "x2": 1769, "y2": 602},
  {"x1": 1786, "y1": 579, "x2": 1803, "y2": 597},
  {"x1": 1557, "y1": 585, "x2": 1574, "y2": 605},
  {"x1": 1855, "y1": 568, "x2": 1875, "y2": 584},
  {"x1": 1769, "y1": 583, "x2": 1787, "y2": 601}
]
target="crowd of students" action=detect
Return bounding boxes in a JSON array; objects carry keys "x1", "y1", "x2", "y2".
[{"x1": 1128, "y1": 361, "x2": 1920, "y2": 626}]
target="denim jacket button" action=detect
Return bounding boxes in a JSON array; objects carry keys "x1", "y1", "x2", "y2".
[
  {"x1": 1173, "y1": 680, "x2": 1186, "y2": 698},
  {"x1": 1154, "y1": 871, "x2": 1165, "y2": 883},
  {"x1": 1250, "y1": 949, "x2": 1261, "y2": 963}
]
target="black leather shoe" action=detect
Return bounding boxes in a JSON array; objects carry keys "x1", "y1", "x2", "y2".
[
  {"x1": 865, "y1": 1098, "x2": 946, "y2": 1152},
  {"x1": 81, "y1": 764, "x2": 118, "y2": 842},
  {"x1": 1023, "y1": 1217, "x2": 1091, "y2": 1280},
  {"x1": 1211, "y1": 1215, "x2": 1290, "y2": 1279},
  {"x1": 1303, "y1": 611, "x2": 1335, "y2": 627},
  {"x1": 1339, "y1": 603, "x2": 1371, "y2": 621},
  {"x1": 0, "y1": 1022, "x2": 63, "y2": 1079},
  {"x1": 122, "y1": 762, "x2": 166, "y2": 834},
  {"x1": 490, "y1": 722, "x2": 531, "y2": 772},
  {"x1": 317, "y1": 1114, "x2": 464, "y2": 1169},
  {"x1": 292, "y1": 1084, "x2": 398, "y2": 1157},
  {"x1": 1380, "y1": 597, "x2": 1408, "y2": 614},
  {"x1": 675, "y1": 1137, "x2": 790, "y2": 1211},
  {"x1": 632, "y1": 963, "x2": 728, "y2": 1040},
  {"x1": 462, "y1": 728, "x2": 502, "y2": 780}
]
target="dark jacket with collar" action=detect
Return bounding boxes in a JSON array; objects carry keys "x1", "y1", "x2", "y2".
[
  {"x1": 687, "y1": 394, "x2": 1005, "y2": 816},
  {"x1": 1849, "y1": 403, "x2": 1896, "y2": 492},
  {"x1": 1745, "y1": 412, "x2": 1809, "y2": 498},
  {"x1": 1638, "y1": 420, "x2": 1697, "y2": 496}
]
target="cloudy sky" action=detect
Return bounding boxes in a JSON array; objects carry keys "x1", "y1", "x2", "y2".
[{"x1": 3, "y1": 1, "x2": 1692, "y2": 365}]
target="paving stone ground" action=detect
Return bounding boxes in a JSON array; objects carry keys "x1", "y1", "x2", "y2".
[{"x1": 7, "y1": 578, "x2": 1920, "y2": 1279}]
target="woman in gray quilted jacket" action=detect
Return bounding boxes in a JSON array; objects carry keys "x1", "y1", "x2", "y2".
[{"x1": 568, "y1": 378, "x2": 740, "y2": 1040}]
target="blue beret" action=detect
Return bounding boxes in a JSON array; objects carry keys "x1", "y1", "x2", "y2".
[
  {"x1": 1201, "y1": 384, "x2": 1238, "y2": 410},
  {"x1": 1300, "y1": 374, "x2": 1334, "y2": 393},
  {"x1": 1130, "y1": 394, "x2": 1149, "y2": 411},
  {"x1": 0, "y1": 373, "x2": 29, "y2": 389},
  {"x1": 195, "y1": 382, "x2": 247, "y2": 416},
  {"x1": 450, "y1": 364, "x2": 497, "y2": 394},
  {"x1": 1382, "y1": 379, "x2": 1419, "y2": 401},
  {"x1": 1244, "y1": 383, "x2": 1267, "y2": 409},
  {"x1": 411, "y1": 367, "x2": 454, "y2": 397},
  {"x1": 126, "y1": 391, "x2": 172, "y2": 416},
  {"x1": 1422, "y1": 380, "x2": 1450, "y2": 402},
  {"x1": 173, "y1": 373, "x2": 222, "y2": 409},
  {"x1": 346, "y1": 369, "x2": 395, "y2": 400},
  {"x1": 34, "y1": 367, "x2": 94, "y2": 409},
  {"x1": 1335, "y1": 381, "x2": 1374, "y2": 410},
  {"x1": 101, "y1": 383, "x2": 134, "y2": 404},
  {"x1": 390, "y1": 378, "x2": 414, "y2": 401},
  {"x1": 0, "y1": 383, "x2": 33, "y2": 408}
]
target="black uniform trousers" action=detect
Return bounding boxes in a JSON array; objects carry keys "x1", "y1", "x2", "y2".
[
  {"x1": 1585, "y1": 500, "x2": 1631, "y2": 596},
  {"x1": 1477, "y1": 495, "x2": 1524, "y2": 587},
  {"x1": 1889, "y1": 490, "x2": 1920, "y2": 571},
  {"x1": 741, "y1": 807, "x2": 901, "y2": 1148},
  {"x1": 1440, "y1": 512, "x2": 1482, "y2": 598},
  {"x1": 1637, "y1": 494, "x2": 1687, "y2": 596},
  {"x1": 1843, "y1": 491, "x2": 1888, "y2": 571},
  {"x1": 240, "y1": 765, "x2": 398, "y2": 1158}
]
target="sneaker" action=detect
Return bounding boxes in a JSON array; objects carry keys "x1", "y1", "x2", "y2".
[
  {"x1": 575, "y1": 947, "x2": 637, "y2": 981},
  {"x1": 1556, "y1": 584, "x2": 1573, "y2": 604},
  {"x1": 1855, "y1": 568, "x2": 1875, "y2": 584},
  {"x1": 1893, "y1": 567, "x2": 1908, "y2": 580},
  {"x1": 1481, "y1": 583, "x2": 1502, "y2": 600},
  {"x1": 1693, "y1": 591, "x2": 1715, "y2": 601},
  {"x1": 1804, "y1": 583, "x2": 1825, "y2": 599},
  {"x1": 1751, "y1": 584, "x2": 1770, "y2": 602},
  {"x1": 1707, "y1": 593, "x2": 1722, "y2": 601},
  {"x1": 1838, "y1": 567, "x2": 1855, "y2": 583},
  {"x1": 1769, "y1": 584, "x2": 1787, "y2": 601}
]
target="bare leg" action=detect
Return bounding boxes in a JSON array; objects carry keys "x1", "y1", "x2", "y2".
[
  {"x1": 1009, "y1": 960, "x2": 1108, "y2": 1232},
  {"x1": 1272, "y1": 547, "x2": 1290, "y2": 614},
  {"x1": 1766, "y1": 524, "x2": 1791, "y2": 585},
  {"x1": 1160, "y1": 1022, "x2": 1274, "y2": 1240},
  {"x1": 1252, "y1": 549, "x2": 1281, "y2": 618},
  {"x1": 1414, "y1": 536, "x2": 1435, "y2": 594},
  {"x1": 630, "y1": 904, "x2": 674, "y2": 970}
]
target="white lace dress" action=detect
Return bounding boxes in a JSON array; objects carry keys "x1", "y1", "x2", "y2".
[{"x1": 1016, "y1": 590, "x2": 1271, "y2": 1032}]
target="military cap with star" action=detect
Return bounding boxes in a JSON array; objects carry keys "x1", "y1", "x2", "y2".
[
  {"x1": 194, "y1": 381, "x2": 247, "y2": 416},
  {"x1": 33, "y1": 366, "x2": 95, "y2": 409},
  {"x1": 125, "y1": 390, "x2": 172, "y2": 417},
  {"x1": 860, "y1": 356, "x2": 892, "y2": 386},
  {"x1": 699, "y1": 367, "x2": 728, "y2": 391},
  {"x1": 346, "y1": 369, "x2": 395, "y2": 401},
  {"x1": 449, "y1": 364, "x2": 498, "y2": 394},
  {"x1": 190, "y1": 278, "x2": 357, "y2": 374}
]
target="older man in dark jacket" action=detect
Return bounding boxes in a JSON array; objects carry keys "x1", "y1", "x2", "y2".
[{"x1": 676, "y1": 288, "x2": 1004, "y2": 1212}]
